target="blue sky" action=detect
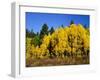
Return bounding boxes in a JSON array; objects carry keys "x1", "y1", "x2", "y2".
[{"x1": 26, "y1": 12, "x2": 90, "y2": 33}]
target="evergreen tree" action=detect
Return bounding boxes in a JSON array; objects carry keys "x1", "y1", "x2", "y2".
[
  {"x1": 26, "y1": 28, "x2": 30, "y2": 37},
  {"x1": 70, "y1": 20, "x2": 74, "y2": 25},
  {"x1": 26, "y1": 29, "x2": 36, "y2": 38},
  {"x1": 30, "y1": 29, "x2": 34, "y2": 38},
  {"x1": 36, "y1": 32, "x2": 39, "y2": 36},
  {"x1": 61, "y1": 24, "x2": 64, "y2": 28},
  {"x1": 40, "y1": 23, "x2": 49, "y2": 39},
  {"x1": 49, "y1": 27, "x2": 54, "y2": 34}
]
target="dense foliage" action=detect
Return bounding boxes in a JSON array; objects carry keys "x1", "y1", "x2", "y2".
[{"x1": 26, "y1": 23, "x2": 90, "y2": 67}]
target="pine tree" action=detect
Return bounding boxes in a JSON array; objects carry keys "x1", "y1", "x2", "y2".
[
  {"x1": 40, "y1": 23, "x2": 49, "y2": 39},
  {"x1": 70, "y1": 20, "x2": 74, "y2": 25},
  {"x1": 61, "y1": 24, "x2": 64, "y2": 28},
  {"x1": 49, "y1": 27, "x2": 54, "y2": 34}
]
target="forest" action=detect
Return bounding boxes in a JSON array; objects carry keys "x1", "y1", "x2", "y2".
[{"x1": 26, "y1": 21, "x2": 90, "y2": 67}]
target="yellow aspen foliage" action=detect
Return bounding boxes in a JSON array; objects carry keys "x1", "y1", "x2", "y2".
[
  {"x1": 26, "y1": 38, "x2": 33, "y2": 60},
  {"x1": 42, "y1": 34, "x2": 51, "y2": 46},
  {"x1": 26, "y1": 24, "x2": 90, "y2": 60}
]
